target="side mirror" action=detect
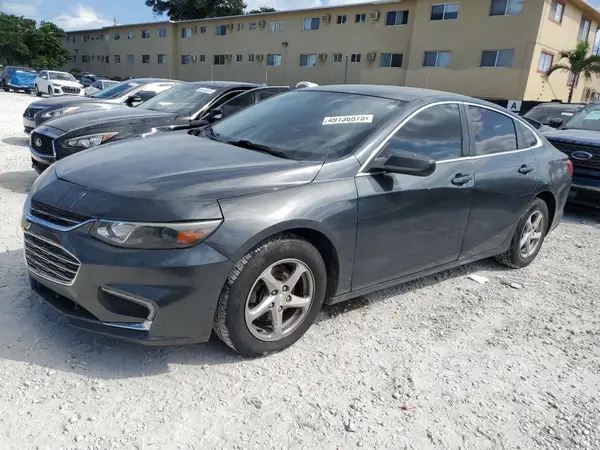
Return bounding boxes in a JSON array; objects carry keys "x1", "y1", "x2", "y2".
[
  {"x1": 125, "y1": 94, "x2": 142, "y2": 106},
  {"x1": 189, "y1": 119, "x2": 210, "y2": 128},
  {"x1": 204, "y1": 108, "x2": 223, "y2": 123},
  {"x1": 370, "y1": 149, "x2": 436, "y2": 177},
  {"x1": 41, "y1": 76, "x2": 47, "y2": 80},
  {"x1": 548, "y1": 117, "x2": 564, "y2": 128}
]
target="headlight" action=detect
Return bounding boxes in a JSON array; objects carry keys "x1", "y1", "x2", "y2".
[
  {"x1": 90, "y1": 220, "x2": 222, "y2": 249},
  {"x1": 41, "y1": 106, "x2": 80, "y2": 118},
  {"x1": 65, "y1": 132, "x2": 119, "y2": 148}
]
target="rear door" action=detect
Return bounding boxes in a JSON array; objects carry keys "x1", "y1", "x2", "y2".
[{"x1": 460, "y1": 104, "x2": 539, "y2": 258}]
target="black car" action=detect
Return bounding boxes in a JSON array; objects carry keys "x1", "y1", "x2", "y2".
[
  {"x1": 542, "y1": 102, "x2": 600, "y2": 207},
  {"x1": 1, "y1": 65, "x2": 37, "y2": 90},
  {"x1": 23, "y1": 78, "x2": 181, "y2": 133},
  {"x1": 523, "y1": 102, "x2": 583, "y2": 127},
  {"x1": 28, "y1": 82, "x2": 288, "y2": 173},
  {"x1": 22, "y1": 85, "x2": 571, "y2": 357}
]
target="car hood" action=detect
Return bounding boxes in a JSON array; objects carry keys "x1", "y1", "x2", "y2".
[
  {"x1": 28, "y1": 96, "x2": 107, "y2": 109},
  {"x1": 47, "y1": 107, "x2": 174, "y2": 132},
  {"x1": 48, "y1": 79, "x2": 82, "y2": 88},
  {"x1": 543, "y1": 128, "x2": 600, "y2": 146},
  {"x1": 53, "y1": 132, "x2": 322, "y2": 208}
]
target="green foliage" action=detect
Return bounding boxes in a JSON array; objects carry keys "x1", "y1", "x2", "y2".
[
  {"x1": 0, "y1": 13, "x2": 70, "y2": 69},
  {"x1": 145, "y1": 0, "x2": 248, "y2": 20},
  {"x1": 544, "y1": 41, "x2": 600, "y2": 103},
  {"x1": 247, "y1": 6, "x2": 277, "y2": 14}
]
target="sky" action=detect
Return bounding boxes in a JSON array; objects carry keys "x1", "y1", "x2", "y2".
[{"x1": 1, "y1": 0, "x2": 600, "y2": 31}]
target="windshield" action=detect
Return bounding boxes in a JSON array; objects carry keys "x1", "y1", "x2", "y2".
[
  {"x1": 138, "y1": 84, "x2": 216, "y2": 114},
  {"x1": 210, "y1": 90, "x2": 406, "y2": 161},
  {"x1": 49, "y1": 72, "x2": 76, "y2": 82},
  {"x1": 561, "y1": 104, "x2": 600, "y2": 131},
  {"x1": 91, "y1": 80, "x2": 142, "y2": 99},
  {"x1": 525, "y1": 107, "x2": 578, "y2": 125}
]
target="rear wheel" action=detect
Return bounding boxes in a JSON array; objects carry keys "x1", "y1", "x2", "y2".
[
  {"x1": 213, "y1": 234, "x2": 327, "y2": 357},
  {"x1": 495, "y1": 198, "x2": 549, "y2": 268}
]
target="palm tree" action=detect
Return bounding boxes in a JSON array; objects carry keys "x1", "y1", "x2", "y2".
[{"x1": 544, "y1": 41, "x2": 600, "y2": 103}]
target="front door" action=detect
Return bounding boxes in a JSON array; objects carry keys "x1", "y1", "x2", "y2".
[{"x1": 352, "y1": 103, "x2": 474, "y2": 290}]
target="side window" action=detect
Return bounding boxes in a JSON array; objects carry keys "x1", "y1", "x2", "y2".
[
  {"x1": 516, "y1": 121, "x2": 538, "y2": 149},
  {"x1": 257, "y1": 87, "x2": 289, "y2": 100},
  {"x1": 467, "y1": 106, "x2": 517, "y2": 155},
  {"x1": 210, "y1": 90, "x2": 247, "y2": 109},
  {"x1": 136, "y1": 89, "x2": 159, "y2": 102},
  {"x1": 220, "y1": 91, "x2": 256, "y2": 117},
  {"x1": 91, "y1": 81, "x2": 101, "y2": 89},
  {"x1": 387, "y1": 103, "x2": 463, "y2": 161}
]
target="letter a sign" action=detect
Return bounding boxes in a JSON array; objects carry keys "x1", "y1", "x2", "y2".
[{"x1": 507, "y1": 100, "x2": 522, "y2": 113}]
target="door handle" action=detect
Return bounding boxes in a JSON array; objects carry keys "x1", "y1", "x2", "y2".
[
  {"x1": 518, "y1": 165, "x2": 534, "y2": 174},
  {"x1": 451, "y1": 174, "x2": 472, "y2": 186}
]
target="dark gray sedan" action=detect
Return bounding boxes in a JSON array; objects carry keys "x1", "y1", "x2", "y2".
[{"x1": 21, "y1": 85, "x2": 571, "y2": 357}]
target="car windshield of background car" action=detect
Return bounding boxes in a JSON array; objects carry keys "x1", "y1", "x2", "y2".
[
  {"x1": 49, "y1": 72, "x2": 76, "y2": 82},
  {"x1": 137, "y1": 84, "x2": 216, "y2": 114},
  {"x1": 561, "y1": 104, "x2": 600, "y2": 131},
  {"x1": 210, "y1": 90, "x2": 406, "y2": 161},
  {"x1": 524, "y1": 108, "x2": 576, "y2": 125},
  {"x1": 91, "y1": 81, "x2": 142, "y2": 99}
]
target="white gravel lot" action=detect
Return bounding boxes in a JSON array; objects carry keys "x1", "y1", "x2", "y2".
[{"x1": 0, "y1": 91, "x2": 600, "y2": 450}]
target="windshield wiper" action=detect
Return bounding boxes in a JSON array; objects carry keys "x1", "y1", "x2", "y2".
[{"x1": 227, "y1": 140, "x2": 291, "y2": 159}]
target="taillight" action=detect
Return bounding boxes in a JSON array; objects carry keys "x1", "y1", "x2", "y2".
[{"x1": 566, "y1": 159, "x2": 574, "y2": 176}]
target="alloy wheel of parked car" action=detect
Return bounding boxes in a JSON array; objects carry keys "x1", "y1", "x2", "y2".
[
  {"x1": 213, "y1": 234, "x2": 327, "y2": 357},
  {"x1": 495, "y1": 198, "x2": 549, "y2": 269},
  {"x1": 34, "y1": 85, "x2": 41, "y2": 97}
]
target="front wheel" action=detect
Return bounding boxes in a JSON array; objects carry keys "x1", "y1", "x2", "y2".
[
  {"x1": 34, "y1": 85, "x2": 41, "y2": 97},
  {"x1": 213, "y1": 234, "x2": 327, "y2": 357},
  {"x1": 47, "y1": 87, "x2": 52, "y2": 97},
  {"x1": 495, "y1": 198, "x2": 549, "y2": 269}
]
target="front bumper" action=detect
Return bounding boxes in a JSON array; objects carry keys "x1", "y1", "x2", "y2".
[
  {"x1": 568, "y1": 173, "x2": 600, "y2": 208},
  {"x1": 23, "y1": 208, "x2": 233, "y2": 345},
  {"x1": 23, "y1": 116, "x2": 35, "y2": 133}
]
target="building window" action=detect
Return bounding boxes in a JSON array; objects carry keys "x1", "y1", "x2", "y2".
[
  {"x1": 158, "y1": 27, "x2": 167, "y2": 38},
  {"x1": 385, "y1": 10, "x2": 409, "y2": 26},
  {"x1": 355, "y1": 13, "x2": 366, "y2": 23},
  {"x1": 214, "y1": 54, "x2": 226, "y2": 65},
  {"x1": 181, "y1": 27, "x2": 192, "y2": 38},
  {"x1": 380, "y1": 53, "x2": 403, "y2": 68},
  {"x1": 268, "y1": 21, "x2": 284, "y2": 32},
  {"x1": 200, "y1": 26, "x2": 207, "y2": 33},
  {"x1": 337, "y1": 15, "x2": 347, "y2": 24},
  {"x1": 248, "y1": 54, "x2": 255, "y2": 62},
  {"x1": 300, "y1": 54, "x2": 317, "y2": 67},
  {"x1": 350, "y1": 53, "x2": 361, "y2": 63},
  {"x1": 82, "y1": 55, "x2": 90, "y2": 63},
  {"x1": 267, "y1": 54, "x2": 282, "y2": 66},
  {"x1": 215, "y1": 25, "x2": 227, "y2": 36},
  {"x1": 568, "y1": 72, "x2": 580, "y2": 87},
  {"x1": 113, "y1": 32, "x2": 120, "y2": 40},
  {"x1": 181, "y1": 55, "x2": 193, "y2": 64},
  {"x1": 249, "y1": 22, "x2": 257, "y2": 30},
  {"x1": 158, "y1": 54, "x2": 167, "y2": 64},
  {"x1": 237, "y1": 23, "x2": 244, "y2": 31},
  {"x1": 302, "y1": 17, "x2": 320, "y2": 30},
  {"x1": 142, "y1": 29, "x2": 150, "y2": 38},
  {"x1": 538, "y1": 51, "x2": 553, "y2": 73},
  {"x1": 142, "y1": 54, "x2": 150, "y2": 64},
  {"x1": 114, "y1": 55, "x2": 121, "y2": 63},
  {"x1": 82, "y1": 35, "x2": 89, "y2": 42},
  {"x1": 128, "y1": 32, "x2": 135, "y2": 39},
  {"x1": 199, "y1": 55, "x2": 206, "y2": 62},
  {"x1": 549, "y1": 1, "x2": 564, "y2": 23},
  {"x1": 490, "y1": 0, "x2": 523, "y2": 16},
  {"x1": 480, "y1": 49, "x2": 514, "y2": 67},
  {"x1": 579, "y1": 16, "x2": 591, "y2": 41},
  {"x1": 127, "y1": 54, "x2": 135, "y2": 64},
  {"x1": 91, "y1": 55, "x2": 95, "y2": 61},
  {"x1": 105, "y1": 55, "x2": 109, "y2": 63},
  {"x1": 430, "y1": 3, "x2": 459, "y2": 21},
  {"x1": 423, "y1": 51, "x2": 451, "y2": 67},
  {"x1": 333, "y1": 53, "x2": 343, "y2": 63},
  {"x1": 236, "y1": 54, "x2": 243, "y2": 62},
  {"x1": 105, "y1": 34, "x2": 110, "y2": 41}
]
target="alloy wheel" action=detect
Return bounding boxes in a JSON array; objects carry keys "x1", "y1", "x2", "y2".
[{"x1": 519, "y1": 210, "x2": 544, "y2": 259}]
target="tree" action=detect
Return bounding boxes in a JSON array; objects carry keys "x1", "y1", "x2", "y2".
[
  {"x1": 145, "y1": 0, "x2": 247, "y2": 20},
  {"x1": 247, "y1": 6, "x2": 277, "y2": 13},
  {"x1": 25, "y1": 22, "x2": 70, "y2": 70},
  {"x1": 0, "y1": 13, "x2": 35, "y2": 66},
  {"x1": 544, "y1": 41, "x2": 600, "y2": 103}
]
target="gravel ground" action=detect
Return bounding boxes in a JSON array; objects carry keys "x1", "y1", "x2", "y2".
[{"x1": 1, "y1": 91, "x2": 600, "y2": 450}]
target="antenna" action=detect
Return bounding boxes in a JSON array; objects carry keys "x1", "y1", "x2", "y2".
[{"x1": 113, "y1": 15, "x2": 117, "y2": 26}]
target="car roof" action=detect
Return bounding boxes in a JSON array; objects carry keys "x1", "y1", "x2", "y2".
[
  {"x1": 186, "y1": 80, "x2": 259, "y2": 89},
  {"x1": 529, "y1": 103, "x2": 583, "y2": 110},
  {"x1": 127, "y1": 78, "x2": 182, "y2": 84}
]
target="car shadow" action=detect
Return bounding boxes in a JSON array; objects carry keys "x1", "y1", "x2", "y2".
[
  {"x1": 0, "y1": 170, "x2": 37, "y2": 194},
  {"x1": 2, "y1": 136, "x2": 29, "y2": 148}
]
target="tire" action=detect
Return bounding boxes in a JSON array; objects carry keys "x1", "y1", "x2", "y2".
[
  {"x1": 213, "y1": 233, "x2": 327, "y2": 357},
  {"x1": 495, "y1": 198, "x2": 549, "y2": 269},
  {"x1": 34, "y1": 85, "x2": 41, "y2": 97},
  {"x1": 47, "y1": 87, "x2": 52, "y2": 97},
  {"x1": 24, "y1": 89, "x2": 30, "y2": 95}
]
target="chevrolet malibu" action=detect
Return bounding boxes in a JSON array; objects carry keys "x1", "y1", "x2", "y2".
[{"x1": 22, "y1": 85, "x2": 572, "y2": 357}]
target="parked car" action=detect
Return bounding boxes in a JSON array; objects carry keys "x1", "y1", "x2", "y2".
[
  {"x1": 22, "y1": 78, "x2": 181, "y2": 133},
  {"x1": 28, "y1": 81, "x2": 275, "y2": 173},
  {"x1": 523, "y1": 102, "x2": 583, "y2": 127},
  {"x1": 34, "y1": 71, "x2": 84, "y2": 97},
  {"x1": 7, "y1": 70, "x2": 37, "y2": 94},
  {"x1": 78, "y1": 74, "x2": 104, "y2": 88},
  {"x1": 22, "y1": 85, "x2": 571, "y2": 356},
  {"x1": 1, "y1": 66, "x2": 36, "y2": 91},
  {"x1": 84, "y1": 79, "x2": 119, "y2": 96},
  {"x1": 542, "y1": 102, "x2": 600, "y2": 207}
]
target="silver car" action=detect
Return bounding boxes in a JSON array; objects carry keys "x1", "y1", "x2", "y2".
[{"x1": 83, "y1": 79, "x2": 120, "y2": 96}]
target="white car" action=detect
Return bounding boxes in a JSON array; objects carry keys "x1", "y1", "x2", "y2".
[
  {"x1": 34, "y1": 70, "x2": 84, "y2": 97},
  {"x1": 84, "y1": 79, "x2": 120, "y2": 97}
]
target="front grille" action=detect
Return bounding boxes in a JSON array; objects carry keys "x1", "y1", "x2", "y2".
[
  {"x1": 24, "y1": 107, "x2": 44, "y2": 118},
  {"x1": 24, "y1": 233, "x2": 80, "y2": 285},
  {"x1": 30, "y1": 132, "x2": 54, "y2": 156},
  {"x1": 549, "y1": 140, "x2": 600, "y2": 171},
  {"x1": 61, "y1": 86, "x2": 80, "y2": 94},
  {"x1": 30, "y1": 200, "x2": 89, "y2": 228}
]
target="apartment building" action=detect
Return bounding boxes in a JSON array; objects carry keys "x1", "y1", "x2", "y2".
[{"x1": 64, "y1": 0, "x2": 600, "y2": 103}]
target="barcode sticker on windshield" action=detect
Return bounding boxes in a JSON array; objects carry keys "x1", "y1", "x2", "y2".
[
  {"x1": 322, "y1": 114, "x2": 373, "y2": 125},
  {"x1": 196, "y1": 87, "x2": 216, "y2": 94},
  {"x1": 561, "y1": 112, "x2": 574, "y2": 116}
]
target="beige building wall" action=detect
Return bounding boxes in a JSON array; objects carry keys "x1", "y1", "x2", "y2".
[{"x1": 64, "y1": 0, "x2": 600, "y2": 103}]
